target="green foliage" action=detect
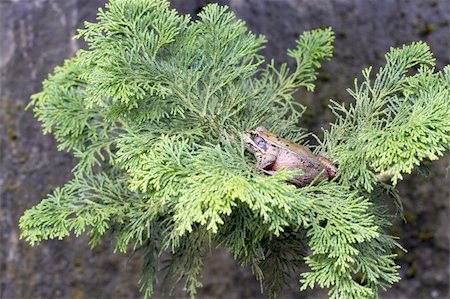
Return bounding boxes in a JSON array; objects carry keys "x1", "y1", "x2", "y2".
[
  {"x1": 321, "y1": 42, "x2": 449, "y2": 191},
  {"x1": 19, "y1": 0, "x2": 449, "y2": 298}
]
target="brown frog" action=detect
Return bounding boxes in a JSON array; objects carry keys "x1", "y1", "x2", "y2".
[{"x1": 242, "y1": 127, "x2": 337, "y2": 187}]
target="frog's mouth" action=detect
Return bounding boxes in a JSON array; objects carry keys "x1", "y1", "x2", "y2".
[{"x1": 244, "y1": 141, "x2": 258, "y2": 153}]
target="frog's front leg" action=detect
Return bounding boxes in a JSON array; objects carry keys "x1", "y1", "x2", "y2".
[{"x1": 255, "y1": 153, "x2": 277, "y2": 175}]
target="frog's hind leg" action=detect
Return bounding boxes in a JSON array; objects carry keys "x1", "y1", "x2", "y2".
[
  {"x1": 288, "y1": 176, "x2": 309, "y2": 187},
  {"x1": 317, "y1": 155, "x2": 337, "y2": 179}
]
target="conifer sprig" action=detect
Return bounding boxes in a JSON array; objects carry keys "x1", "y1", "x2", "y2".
[
  {"x1": 19, "y1": 0, "x2": 449, "y2": 298},
  {"x1": 321, "y1": 42, "x2": 449, "y2": 191}
]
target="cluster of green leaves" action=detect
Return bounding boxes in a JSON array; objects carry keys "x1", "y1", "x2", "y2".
[
  {"x1": 19, "y1": 0, "x2": 449, "y2": 298},
  {"x1": 321, "y1": 43, "x2": 450, "y2": 191}
]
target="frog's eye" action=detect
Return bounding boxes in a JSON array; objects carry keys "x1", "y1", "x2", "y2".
[{"x1": 253, "y1": 135, "x2": 267, "y2": 151}]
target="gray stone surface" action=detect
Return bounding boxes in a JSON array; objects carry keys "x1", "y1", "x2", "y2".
[{"x1": 1, "y1": 0, "x2": 448, "y2": 298}]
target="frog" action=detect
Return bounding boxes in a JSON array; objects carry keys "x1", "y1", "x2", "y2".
[{"x1": 242, "y1": 127, "x2": 337, "y2": 187}]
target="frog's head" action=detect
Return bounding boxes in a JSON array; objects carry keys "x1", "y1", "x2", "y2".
[{"x1": 242, "y1": 127, "x2": 269, "y2": 154}]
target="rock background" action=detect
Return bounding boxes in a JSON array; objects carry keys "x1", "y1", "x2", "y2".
[{"x1": 0, "y1": 0, "x2": 448, "y2": 299}]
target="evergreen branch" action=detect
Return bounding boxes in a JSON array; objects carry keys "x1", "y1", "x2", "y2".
[
  {"x1": 19, "y1": 171, "x2": 130, "y2": 246},
  {"x1": 300, "y1": 186, "x2": 400, "y2": 299},
  {"x1": 287, "y1": 27, "x2": 335, "y2": 92},
  {"x1": 322, "y1": 42, "x2": 449, "y2": 191},
  {"x1": 160, "y1": 228, "x2": 209, "y2": 298}
]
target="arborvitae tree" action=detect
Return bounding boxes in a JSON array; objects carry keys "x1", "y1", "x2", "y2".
[{"x1": 19, "y1": 0, "x2": 450, "y2": 298}]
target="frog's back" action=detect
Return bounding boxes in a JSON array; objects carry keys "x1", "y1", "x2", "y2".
[{"x1": 255, "y1": 127, "x2": 316, "y2": 158}]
